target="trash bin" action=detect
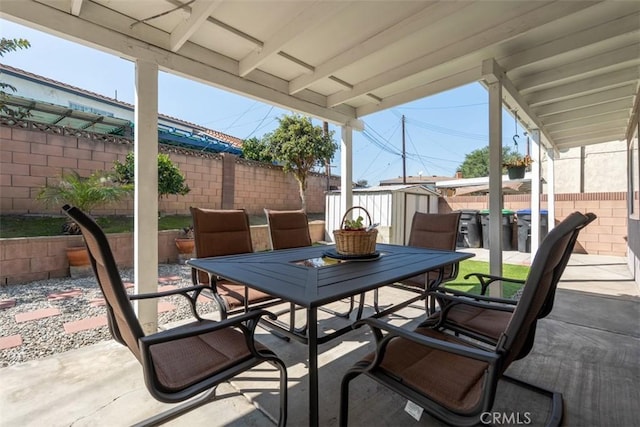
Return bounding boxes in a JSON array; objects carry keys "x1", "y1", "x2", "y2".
[
  {"x1": 479, "y1": 209, "x2": 515, "y2": 250},
  {"x1": 456, "y1": 210, "x2": 482, "y2": 248},
  {"x1": 516, "y1": 209, "x2": 549, "y2": 253}
]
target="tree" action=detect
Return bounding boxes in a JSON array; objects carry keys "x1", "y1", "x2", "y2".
[
  {"x1": 113, "y1": 152, "x2": 190, "y2": 198},
  {"x1": 457, "y1": 145, "x2": 522, "y2": 178},
  {"x1": 1, "y1": 37, "x2": 31, "y2": 118},
  {"x1": 242, "y1": 136, "x2": 274, "y2": 163},
  {"x1": 264, "y1": 114, "x2": 338, "y2": 211}
]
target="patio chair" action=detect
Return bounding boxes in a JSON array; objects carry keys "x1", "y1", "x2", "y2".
[
  {"x1": 264, "y1": 208, "x2": 313, "y2": 250},
  {"x1": 428, "y1": 212, "x2": 596, "y2": 347},
  {"x1": 372, "y1": 211, "x2": 461, "y2": 316},
  {"x1": 62, "y1": 205, "x2": 287, "y2": 427},
  {"x1": 190, "y1": 207, "x2": 279, "y2": 319},
  {"x1": 339, "y1": 211, "x2": 593, "y2": 427}
]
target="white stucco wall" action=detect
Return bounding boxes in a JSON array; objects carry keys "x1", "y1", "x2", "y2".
[{"x1": 543, "y1": 140, "x2": 627, "y2": 193}]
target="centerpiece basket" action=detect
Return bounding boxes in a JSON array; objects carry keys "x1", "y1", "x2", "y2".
[{"x1": 333, "y1": 206, "x2": 378, "y2": 256}]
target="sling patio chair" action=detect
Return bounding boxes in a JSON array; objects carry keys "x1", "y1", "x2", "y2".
[
  {"x1": 62, "y1": 205, "x2": 287, "y2": 427},
  {"x1": 339, "y1": 211, "x2": 593, "y2": 427},
  {"x1": 371, "y1": 211, "x2": 462, "y2": 317},
  {"x1": 190, "y1": 207, "x2": 281, "y2": 319},
  {"x1": 427, "y1": 212, "x2": 596, "y2": 347}
]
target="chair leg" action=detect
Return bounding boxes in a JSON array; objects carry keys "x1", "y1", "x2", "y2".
[
  {"x1": 502, "y1": 374, "x2": 563, "y2": 427},
  {"x1": 339, "y1": 369, "x2": 361, "y2": 427},
  {"x1": 131, "y1": 386, "x2": 218, "y2": 427}
]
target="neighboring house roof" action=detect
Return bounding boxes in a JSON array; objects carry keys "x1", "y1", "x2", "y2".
[
  {"x1": 0, "y1": 64, "x2": 244, "y2": 150},
  {"x1": 379, "y1": 175, "x2": 454, "y2": 186},
  {"x1": 331, "y1": 184, "x2": 441, "y2": 197},
  {"x1": 435, "y1": 173, "x2": 536, "y2": 195}
]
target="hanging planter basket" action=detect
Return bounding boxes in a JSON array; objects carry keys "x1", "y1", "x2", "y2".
[{"x1": 507, "y1": 165, "x2": 526, "y2": 180}]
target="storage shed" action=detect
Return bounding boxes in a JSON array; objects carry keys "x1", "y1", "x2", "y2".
[{"x1": 325, "y1": 185, "x2": 440, "y2": 245}]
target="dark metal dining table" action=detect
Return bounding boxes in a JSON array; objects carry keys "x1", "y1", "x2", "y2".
[{"x1": 187, "y1": 243, "x2": 474, "y2": 427}]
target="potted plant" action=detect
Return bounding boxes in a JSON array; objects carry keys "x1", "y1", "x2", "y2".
[
  {"x1": 175, "y1": 225, "x2": 195, "y2": 255},
  {"x1": 503, "y1": 154, "x2": 532, "y2": 180},
  {"x1": 37, "y1": 170, "x2": 133, "y2": 271}
]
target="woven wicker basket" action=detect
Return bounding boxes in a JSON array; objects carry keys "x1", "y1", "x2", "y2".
[{"x1": 333, "y1": 206, "x2": 378, "y2": 255}]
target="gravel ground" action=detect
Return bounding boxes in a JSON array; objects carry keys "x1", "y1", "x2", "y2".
[{"x1": 0, "y1": 264, "x2": 219, "y2": 367}]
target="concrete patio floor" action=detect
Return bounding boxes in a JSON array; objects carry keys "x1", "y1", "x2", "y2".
[{"x1": 1, "y1": 251, "x2": 638, "y2": 426}]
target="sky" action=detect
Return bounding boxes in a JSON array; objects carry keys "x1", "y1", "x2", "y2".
[{"x1": 0, "y1": 19, "x2": 526, "y2": 186}]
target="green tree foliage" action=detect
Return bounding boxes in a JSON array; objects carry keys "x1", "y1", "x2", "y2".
[
  {"x1": 113, "y1": 152, "x2": 190, "y2": 198},
  {"x1": 37, "y1": 170, "x2": 133, "y2": 234},
  {"x1": 1, "y1": 37, "x2": 31, "y2": 118},
  {"x1": 242, "y1": 136, "x2": 274, "y2": 163},
  {"x1": 263, "y1": 114, "x2": 338, "y2": 211},
  {"x1": 457, "y1": 145, "x2": 522, "y2": 178}
]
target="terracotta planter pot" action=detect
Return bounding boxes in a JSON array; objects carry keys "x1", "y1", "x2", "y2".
[
  {"x1": 66, "y1": 246, "x2": 90, "y2": 266},
  {"x1": 175, "y1": 238, "x2": 195, "y2": 254}
]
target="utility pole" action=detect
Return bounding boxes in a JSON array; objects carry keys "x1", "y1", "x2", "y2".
[{"x1": 402, "y1": 115, "x2": 406, "y2": 184}]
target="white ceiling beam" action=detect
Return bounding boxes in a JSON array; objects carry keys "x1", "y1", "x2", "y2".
[
  {"x1": 0, "y1": 0, "x2": 356, "y2": 126},
  {"x1": 533, "y1": 84, "x2": 637, "y2": 117},
  {"x1": 169, "y1": 0, "x2": 222, "y2": 52},
  {"x1": 327, "y1": 1, "x2": 593, "y2": 108},
  {"x1": 238, "y1": 1, "x2": 349, "y2": 77},
  {"x1": 288, "y1": 1, "x2": 470, "y2": 95},
  {"x1": 546, "y1": 111, "x2": 630, "y2": 132},
  {"x1": 356, "y1": 67, "x2": 479, "y2": 118},
  {"x1": 515, "y1": 44, "x2": 640, "y2": 94},
  {"x1": 541, "y1": 99, "x2": 632, "y2": 125},
  {"x1": 549, "y1": 120, "x2": 628, "y2": 139},
  {"x1": 526, "y1": 67, "x2": 639, "y2": 107},
  {"x1": 503, "y1": 12, "x2": 640, "y2": 71},
  {"x1": 70, "y1": 0, "x2": 83, "y2": 16}
]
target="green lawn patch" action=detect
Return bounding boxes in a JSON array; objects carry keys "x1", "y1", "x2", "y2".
[
  {"x1": 444, "y1": 260, "x2": 529, "y2": 299},
  {"x1": 0, "y1": 212, "x2": 326, "y2": 238}
]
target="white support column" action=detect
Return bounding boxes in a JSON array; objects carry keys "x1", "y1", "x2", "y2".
[
  {"x1": 547, "y1": 149, "x2": 556, "y2": 232},
  {"x1": 340, "y1": 125, "x2": 353, "y2": 215},
  {"x1": 530, "y1": 129, "x2": 541, "y2": 258},
  {"x1": 484, "y1": 62, "x2": 504, "y2": 296},
  {"x1": 134, "y1": 60, "x2": 159, "y2": 334}
]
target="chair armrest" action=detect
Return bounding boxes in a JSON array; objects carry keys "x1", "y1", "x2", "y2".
[
  {"x1": 433, "y1": 287, "x2": 518, "y2": 306},
  {"x1": 140, "y1": 309, "x2": 276, "y2": 346},
  {"x1": 129, "y1": 284, "x2": 211, "y2": 321},
  {"x1": 354, "y1": 318, "x2": 499, "y2": 364},
  {"x1": 463, "y1": 272, "x2": 525, "y2": 295},
  {"x1": 128, "y1": 284, "x2": 209, "y2": 300}
]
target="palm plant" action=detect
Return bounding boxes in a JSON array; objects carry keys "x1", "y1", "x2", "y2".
[{"x1": 37, "y1": 170, "x2": 133, "y2": 234}]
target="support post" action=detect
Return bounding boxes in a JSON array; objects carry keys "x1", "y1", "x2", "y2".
[
  {"x1": 530, "y1": 129, "x2": 541, "y2": 257},
  {"x1": 340, "y1": 125, "x2": 353, "y2": 215},
  {"x1": 134, "y1": 59, "x2": 159, "y2": 334},
  {"x1": 483, "y1": 59, "x2": 504, "y2": 295},
  {"x1": 547, "y1": 149, "x2": 556, "y2": 232}
]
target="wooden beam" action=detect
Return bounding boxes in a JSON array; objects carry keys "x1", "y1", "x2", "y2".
[
  {"x1": 169, "y1": 0, "x2": 222, "y2": 52},
  {"x1": 288, "y1": 2, "x2": 469, "y2": 94},
  {"x1": 239, "y1": 1, "x2": 349, "y2": 77}
]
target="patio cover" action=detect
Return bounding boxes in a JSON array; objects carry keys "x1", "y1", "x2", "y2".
[{"x1": 2, "y1": 0, "x2": 638, "y2": 328}]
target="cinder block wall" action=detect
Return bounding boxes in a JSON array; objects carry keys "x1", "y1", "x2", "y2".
[
  {"x1": 0, "y1": 124, "x2": 337, "y2": 216},
  {"x1": 0, "y1": 222, "x2": 326, "y2": 285},
  {"x1": 439, "y1": 192, "x2": 628, "y2": 256}
]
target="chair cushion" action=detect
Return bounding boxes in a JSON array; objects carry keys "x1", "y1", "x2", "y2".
[
  {"x1": 217, "y1": 281, "x2": 274, "y2": 309},
  {"x1": 443, "y1": 303, "x2": 512, "y2": 341},
  {"x1": 149, "y1": 320, "x2": 266, "y2": 392},
  {"x1": 365, "y1": 327, "x2": 488, "y2": 413}
]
